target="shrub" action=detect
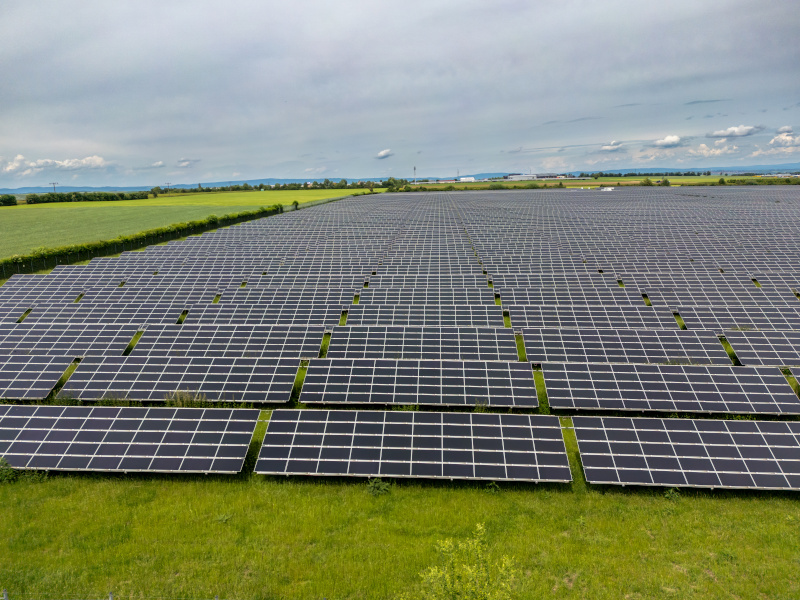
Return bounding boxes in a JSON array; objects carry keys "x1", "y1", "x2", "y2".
[
  {"x1": 0, "y1": 194, "x2": 17, "y2": 206},
  {"x1": 660, "y1": 178, "x2": 671, "y2": 186},
  {"x1": 443, "y1": 185, "x2": 455, "y2": 191},
  {"x1": 403, "y1": 185, "x2": 412, "y2": 192},
  {"x1": 488, "y1": 183, "x2": 506, "y2": 190},
  {"x1": 719, "y1": 177, "x2": 726, "y2": 185},
  {"x1": 367, "y1": 478, "x2": 391, "y2": 496},
  {"x1": 398, "y1": 524, "x2": 518, "y2": 600},
  {"x1": 0, "y1": 457, "x2": 18, "y2": 483},
  {"x1": 641, "y1": 178, "x2": 654, "y2": 186}
]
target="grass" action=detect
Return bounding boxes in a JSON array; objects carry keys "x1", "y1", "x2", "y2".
[
  {"x1": 0, "y1": 190, "x2": 372, "y2": 259},
  {"x1": 2, "y1": 465, "x2": 799, "y2": 599}
]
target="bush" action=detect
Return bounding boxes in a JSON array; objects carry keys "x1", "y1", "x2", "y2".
[
  {"x1": 443, "y1": 185, "x2": 455, "y2": 191},
  {"x1": 641, "y1": 178, "x2": 654, "y2": 186},
  {"x1": 0, "y1": 194, "x2": 17, "y2": 206},
  {"x1": 660, "y1": 178, "x2": 671, "y2": 186},
  {"x1": 398, "y1": 524, "x2": 518, "y2": 600},
  {"x1": 0, "y1": 457, "x2": 18, "y2": 483},
  {"x1": 403, "y1": 185, "x2": 412, "y2": 192},
  {"x1": 719, "y1": 177, "x2": 726, "y2": 185},
  {"x1": 488, "y1": 183, "x2": 506, "y2": 190}
]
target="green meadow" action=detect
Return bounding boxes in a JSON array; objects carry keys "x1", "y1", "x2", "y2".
[
  {"x1": 2, "y1": 416, "x2": 799, "y2": 600},
  {"x1": 0, "y1": 190, "x2": 367, "y2": 260}
]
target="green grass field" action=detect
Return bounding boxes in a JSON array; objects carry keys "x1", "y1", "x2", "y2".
[
  {"x1": 0, "y1": 190, "x2": 367, "y2": 259},
  {"x1": 2, "y1": 416, "x2": 799, "y2": 600}
]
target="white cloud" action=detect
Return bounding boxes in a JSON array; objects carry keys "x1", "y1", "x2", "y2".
[
  {"x1": 689, "y1": 143, "x2": 738, "y2": 157},
  {"x1": 777, "y1": 125, "x2": 793, "y2": 134},
  {"x1": 707, "y1": 124, "x2": 765, "y2": 137},
  {"x1": 2, "y1": 154, "x2": 26, "y2": 173},
  {"x1": 599, "y1": 141, "x2": 624, "y2": 152},
  {"x1": 653, "y1": 135, "x2": 681, "y2": 147},
  {"x1": 770, "y1": 132, "x2": 800, "y2": 147},
  {"x1": 150, "y1": 160, "x2": 164, "y2": 168},
  {"x1": 3, "y1": 154, "x2": 110, "y2": 176},
  {"x1": 304, "y1": 166, "x2": 327, "y2": 174},
  {"x1": 714, "y1": 138, "x2": 727, "y2": 146},
  {"x1": 176, "y1": 158, "x2": 200, "y2": 168},
  {"x1": 375, "y1": 149, "x2": 393, "y2": 160},
  {"x1": 633, "y1": 148, "x2": 676, "y2": 163}
]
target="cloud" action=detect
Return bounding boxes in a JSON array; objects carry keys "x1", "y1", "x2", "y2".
[
  {"x1": 3, "y1": 154, "x2": 110, "y2": 176},
  {"x1": 714, "y1": 138, "x2": 727, "y2": 146},
  {"x1": 769, "y1": 131, "x2": 800, "y2": 148},
  {"x1": 653, "y1": 135, "x2": 682, "y2": 148},
  {"x1": 689, "y1": 143, "x2": 738, "y2": 157},
  {"x1": 614, "y1": 103, "x2": 640, "y2": 108},
  {"x1": 540, "y1": 156, "x2": 569, "y2": 172},
  {"x1": 150, "y1": 160, "x2": 164, "y2": 168},
  {"x1": 707, "y1": 124, "x2": 765, "y2": 138},
  {"x1": 685, "y1": 99, "x2": 728, "y2": 105},
  {"x1": 374, "y1": 149, "x2": 393, "y2": 160},
  {"x1": 2, "y1": 154, "x2": 26, "y2": 173},
  {"x1": 176, "y1": 158, "x2": 200, "y2": 168},
  {"x1": 566, "y1": 116, "x2": 602, "y2": 123},
  {"x1": 777, "y1": 125, "x2": 793, "y2": 134},
  {"x1": 599, "y1": 141, "x2": 624, "y2": 152},
  {"x1": 304, "y1": 166, "x2": 327, "y2": 174}
]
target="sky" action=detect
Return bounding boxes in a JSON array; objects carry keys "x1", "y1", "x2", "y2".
[{"x1": 1, "y1": 0, "x2": 799, "y2": 187}]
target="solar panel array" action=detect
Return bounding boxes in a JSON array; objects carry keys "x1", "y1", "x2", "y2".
[
  {"x1": 0, "y1": 404, "x2": 260, "y2": 473},
  {"x1": 3, "y1": 187, "x2": 800, "y2": 487},
  {"x1": 573, "y1": 416, "x2": 800, "y2": 490},
  {"x1": 256, "y1": 410, "x2": 571, "y2": 481}
]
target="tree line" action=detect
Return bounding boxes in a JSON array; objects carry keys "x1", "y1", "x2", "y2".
[{"x1": 24, "y1": 191, "x2": 149, "y2": 204}]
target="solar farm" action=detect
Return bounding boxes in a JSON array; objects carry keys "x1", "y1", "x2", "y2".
[{"x1": 3, "y1": 187, "x2": 800, "y2": 598}]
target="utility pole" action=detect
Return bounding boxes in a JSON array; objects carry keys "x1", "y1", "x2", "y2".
[
  {"x1": 49, "y1": 182, "x2": 58, "y2": 193},
  {"x1": 413, "y1": 166, "x2": 416, "y2": 185},
  {"x1": 165, "y1": 182, "x2": 171, "y2": 194}
]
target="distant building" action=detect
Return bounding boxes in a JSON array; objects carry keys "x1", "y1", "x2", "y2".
[{"x1": 459, "y1": 177, "x2": 475, "y2": 182}]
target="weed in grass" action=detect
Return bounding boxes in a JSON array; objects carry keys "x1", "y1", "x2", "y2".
[
  {"x1": 486, "y1": 481, "x2": 501, "y2": 494},
  {"x1": 0, "y1": 457, "x2": 18, "y2": 483},
  {"x1": 664, "y1": 488, "x2": 681, "y2": 501},
  {"x1": 367, "y1": 478, "x2": 391, "y2": 496},
  {"x1": 398, "y1": 523, "x2": 518, "y2": 600}
]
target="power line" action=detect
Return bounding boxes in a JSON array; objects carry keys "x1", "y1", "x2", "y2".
[{"x1": 48, "y1": 182, "x2": 58, "y2": 193}]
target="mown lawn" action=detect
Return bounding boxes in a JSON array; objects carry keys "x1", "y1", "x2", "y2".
[
  {"x1": 0, "y1": 190, "x2": 370, "y2": 259},
  {"x1": 2, "y1": 420, "x2": 799, "y2": 600}
]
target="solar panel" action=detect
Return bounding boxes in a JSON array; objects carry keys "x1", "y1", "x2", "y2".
[
  {"x1": 300, "y1": 358, "x2": 537, "y2": 407},
  {"x1": 22, "y1": 302, "x2": 188, "y2": 326},
  {"x1": 255, "y1": 409, "x2": 571, "y2": 482},
  {"x1": 346, "y1": 305, "x2": 505, "y2": 327},
  {"x1": 0, "y1": 323, "x2": 139, "y2": 356},
  {"x1": 508, "y1": 305, "x2": 679, "y2": 330},
  {"x1": 497, "y1": 287, "x2": 646, "y2": 307},
  {"x1": 523, "y1": 328, "x2": 732, "y2": 365},
  {"x1": 677, "y1": 305, "x2": 800, "y2": 332},
  {"x1": 724, "y1": 330, "x2": 800, "y2": 366},
  {"x1": 358, "y1": 287, "x2": 496, "y2": 305},
  {"x1": 0, "y1": 355, "x2": 74, "y2": 400},
  {"x1": 218, "y1": 287, "x2": 358, "y2": 305},
  {"x1": 326, "y1": 326, "x2": 519, "y2": 361},
  {"x1": 542, "y1": 362, "x2": 800, "y2": 414},
  {"x1": 130, "y1": 324, "x2": 325, "y2": 359},
  {"x1": 573, "y1": 416, "x2": 800, "y2": 490},
  {"x1": 183, "y1": 304, "x2": 345, "y2": 326},
  {"x1": 58, "y1": 356, "x2": 298, "y2": 403},
  {"x1": 0, "y1": 304, "x2": 30, "y2": 324},
  {"x1": 0, "y1": 404, "x2": 260, "y2": 473}
]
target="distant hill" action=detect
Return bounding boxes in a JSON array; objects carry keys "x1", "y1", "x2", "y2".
[{"x1": 2, "y1": 163, "x2": 799, "y2": 194}]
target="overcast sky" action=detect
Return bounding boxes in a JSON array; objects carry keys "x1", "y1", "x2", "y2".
[{"x1": 1, "y1": 0, "x2": 798, "y2": 187}]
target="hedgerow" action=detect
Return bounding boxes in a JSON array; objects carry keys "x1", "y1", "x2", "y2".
[{"x1": 25, "y1": 191, "x2": 150, "y2": 204}]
